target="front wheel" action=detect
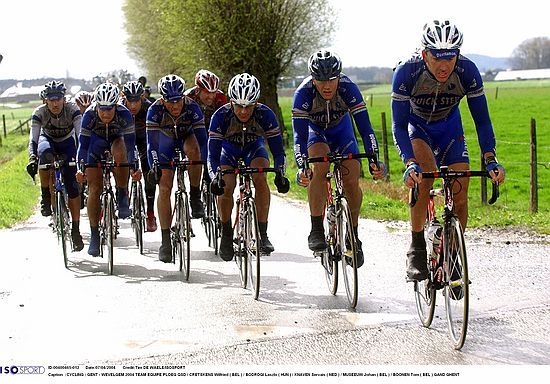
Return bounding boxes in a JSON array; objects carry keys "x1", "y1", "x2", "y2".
[
  {"x1": 339, "y1": 197, "x2": 358, "y2": 308},
  {"x1": 322, "y1": 203, "x2": 338, "y2": 295},
  {"x1": 444, "y1": 216, "x2": 469, "y2": 350},
  {"x1": 56, "y1": 191, "x2": 69, "y2": 268},
  {"x1": 101, "y1": 193, "x2": 115, "y2": 275},
  {"x1": 131, "y1": 181, "x2": 145, "y2": 254},
  {"x1": 181, "y1": 192, "x2": 191, "y2": 281},
  {"x1": 245, "y1": 199, "x2": 261, "y2": 300}
]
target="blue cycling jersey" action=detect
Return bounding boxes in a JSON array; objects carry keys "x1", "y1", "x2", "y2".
[
  {"x1": 207, "y1": 103, "x2": 285, "y2": 178},
  {"x1": 391, "y1": 53, "x2": 496, "y2": 164},
  {"x1": 146, "y1": 97, "x2": 207, "y2": 168},
  {"x1": 77, "y1": 103, "x2": 136, "y2": 164},
  {"x1": 292, "y1": 74, "x2": 378, "y2": 168}
]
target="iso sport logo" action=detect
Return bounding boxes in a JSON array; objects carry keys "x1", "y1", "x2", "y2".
[{"x1": 1, "y1": 365, "x2": 46, "y2": 375}]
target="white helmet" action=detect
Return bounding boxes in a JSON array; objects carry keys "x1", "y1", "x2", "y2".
[
  {"x1": 74, "y1": 91, "x2": 93, "y2": 108},
  {"x1": 228, "y1": 73, "x2": 260, "y2": 106},
  {"x1": 421, "y1": 20, "x2": 463, "y2": 50},
  {"x1": 94, "y1": 82, "x2": 120, "y2": 107}
]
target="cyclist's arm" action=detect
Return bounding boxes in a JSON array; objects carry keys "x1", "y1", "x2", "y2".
[
  {"x1": 263, "y1": 109, "x2": 285, "y2": 170},
  {"x1": 291, "y1": 88, "x2": 310, "y2": 170},
  {"x1": 120, "y1": 108, "x2": 137, "y2": 164},
  {"x1": 192, "y1": 114, "x2": 207, "y2": 163},
  {"x1": 207, "y1": 110, "x2": 224, "y2": 179},
  {"x1": 70, "y1": 104, "x2": 82, "y2": 140},
  {"x1": 391, "y1": 65, "x2": 415, "y2": 165},
  {"x1": 76, "y1": 110, "x2": 93, "y2": 165},
  {"x1": 28, "y1": 112, "x2": 42, "y2": 158},
  {"x1": 467, "y1": 92, "x2": 496, "y2": 156}
]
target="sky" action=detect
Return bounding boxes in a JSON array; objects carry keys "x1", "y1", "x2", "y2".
[{"x1": 0, "y1": 0, "x2": 549, "y2": 80}]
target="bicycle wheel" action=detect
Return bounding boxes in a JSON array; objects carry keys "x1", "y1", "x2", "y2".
[
  {"x1": 104, "y1": 193, "x2": 115, "y2": 275},
  {"x1": 56, "y1": 191, "x2": 69, "y2": 268},
  {"x1": 211, "y1": 195, "x2": 220, "y2": 255},
  {"x1": 181, "y1": 193, "x2": 192, "y2": 281},
  {"x1": 172, "y1": 193, "x2": 183, "y2": 272},
  {"x1": 245, "y1": 199, "x2": 261, "y2": 300},
  {"x1": 131, "y1": 182, "x2": 145, "y2": 254},
  {"x1": 234, "y1": 225, "x2": 248, "y2": 288},
  {"x1": 444, "y1": 216, "x2": 469, "y2": 350},
  {"x1": 201, "y1": 187, "x2": 211, "y2": 246},
  {"x1": 322, "y1": 204, "x2": 338, "y2": 295},
  {"x1": 339, "y1": 197, "x2": 358, "y2": 308},
  {"x1": 414, "y1": 279, "x2": 436, "y2": 327}
]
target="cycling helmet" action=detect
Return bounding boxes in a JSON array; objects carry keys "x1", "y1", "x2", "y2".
[
  {"x1": 308, "y1": 50, "x2": 342, "y2": 81},
  {"x1": 41, "y1": 80, "x2": 66, "y2": 100},
  {"x1": 421, "y1": 20, "x2": 463, "y2": 50},
  {"x1": 195, "y1": 69, "x2": 220, "y2": 92},
  {"x1": 74, "y1": 91, "x2": 93, "y2": 108},
  {"x1": 158, "y1": 74, "x2": 185, "y2": 102},
  {"x1": 94, "y1": 82, "x2": 120, "y2": 108},
  {"x1": 228, "y1": 73, "x2": 260, "y2": 106},
  {"x1": 122, "y1": 80, "x2": 144, "y2": 101}
]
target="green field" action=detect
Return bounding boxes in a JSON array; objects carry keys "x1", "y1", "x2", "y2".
[{"x1": 1, "y1": 82, "x2": 549, "y2": 233}]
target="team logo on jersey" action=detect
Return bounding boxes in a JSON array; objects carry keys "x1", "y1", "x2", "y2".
[
  {"x1": 447, "y1": 84, "x2": 456, "y2": 91},
  {"x1": 470, "y1": 79, "x2": 477, "y2": 88},
  {"x1": 399, "y1": 83, "x2": 407, "y2": 92},
  {"x1": 302, "y1": 102, "x2": 310, "y2": 109}
]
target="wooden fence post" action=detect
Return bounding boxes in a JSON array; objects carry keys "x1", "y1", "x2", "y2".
[
  {"x1": 2, "y1": 114, "x2": 6, "y2": 138},
  {"x1": 380, "y1": 112, "x2": 390, "y2": 182},
  {"x1": 19, "y1": 120, "x2": 23, "y2": 135},
  {"x1": 495, "y1": 87, "x2": 499, "y2": 100},
  {"x1": 480, "y1": 154, "x2": 487, "y2": 204},
  {"x1": 530, "y1": 118, "x2": 538, "y2": 213},
  {"x1": 370, "y1": 94, "x2": 373, "y2": 107}
]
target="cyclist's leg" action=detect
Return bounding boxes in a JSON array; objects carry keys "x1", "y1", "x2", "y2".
[
  {"x1": 248, "y1": 147, "x2": 273, "y2": 253},
  {"x1": 440, "y1": 132, "x2": 470, "y2": 231},
  {"x1": 86, "y1": 136, "x2": 109, "y2": 256},
  {"x1": 111, "y1": 137, "x2": 131, "y2": 219},
  {"x1": 407, "y1": 122, "x2": 437, "y2": 280},
  {"x1": 37, "y1": 135, "x2": 54, "y2": 216},
  {"x1": 307, "y1": 127, "x2": 330, "y2": 251},
  {"x1": 137, "y1": 133, "x2": 157, "y2": 231},
  {"x1": 57, "y1": 138, "x2": 84, "y2": 251},
  {"x1": 217, "y1": 146, "x2": 238, "y2": 261},
  {"x1": 157, "y1": 166, "x2": 175, "y2": 263},
  {"x1": 183, "y1": 133, "x2": 205, "y2": 218}
]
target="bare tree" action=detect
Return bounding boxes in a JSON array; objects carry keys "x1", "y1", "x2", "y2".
[{"x1": 510, "y1": 37, "x2": 550, "y2": 70}]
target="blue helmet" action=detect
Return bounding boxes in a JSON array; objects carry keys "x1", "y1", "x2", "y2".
[
  {"x1": 308, "y1": 50, "x2": 342, "y2": 81},
  {"x1": 41, "y1": 80, "x2": 66, "y2": 100},
  {"x1": 158, "y1": 74, "x2": 185, "y2": 102}
]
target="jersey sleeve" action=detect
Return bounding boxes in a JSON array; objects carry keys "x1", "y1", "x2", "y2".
[
  {"x1": 189, "y1": 102, "x2": 207, "y2": 162},
  {"x1": 291, "y1": 86, "x2": 311, "y2": 169},
  {"x1": 76, "y1": 109, "x2": 94, "y2": 165},
  {"x1": 207, "y1": 109, "x2": 225, "y2": 179},
  {"x1": 262, "y1": 107, "x2": 285, "y2": 170},
  {"x1": 146, "y1": 103, "x2": 162, "y2": 168},
  {"x1": 391, "y1": 63, "x2": 415, "y2": 164},
  {"x1": 28, "y1": 106, "x2": 43, "y2": 158}
]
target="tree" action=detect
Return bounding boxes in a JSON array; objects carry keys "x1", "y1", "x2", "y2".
[
  {"x1": 123, "y1": 0, "x2": 335, "y2": 145},
  {"x1": 510, "y1": 37, "x2": 550, "y2": 70}
]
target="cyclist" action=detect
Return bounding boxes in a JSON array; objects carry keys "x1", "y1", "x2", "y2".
[
  {"x1": 143, "y1": 85, "x2": 156, "y2": 103},
  {"x1": 146, "y1": 74, "x2": 207, "y2": 263},
  {"x1": 185, "y1": 70, "x2": 228, "y2": 131},
  {"x1": 392, "y1": 20, "x2": 506, "y2": 281},
  {"x1": 26, "y1": 80, "x2": 84, "y2": 251},
  {"x1": 121, "y1": 80, "x2": 157, "y2": 232},
  {"x1": 208, "y1": 72, "x2": 290, "y2": 261},
  {"x1": 74, "y1": 91, "x2": 93, "y2": 115},
  {"x1": 292, "y1": 49, "x2": 385, "y2": 268},
  {"x1": 76, "y1": 82, "x2": 140, "y2": 257}
]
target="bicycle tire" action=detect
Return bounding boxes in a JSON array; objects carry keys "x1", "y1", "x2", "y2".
[
  {"x1": 181, "y1": 192, "x2": 191, "y2": 281},
  {"x1": 56, "y1": 191, "x2": 69, "y2": 269},
  {"x1": 234, "y1": 226, "x2": 248, "y2": 288},
  {"x1": 413, "y1": 220, "x2": 438, "y2": 327},
  {"x1": 246, "y1": 198, "x2": 261, "y2": 300},
  {"x1": 444, "y1": 216, "x2": 469, "y2": 350},
  {"x1": 172, "y1": 193, "x2": 183, "y2": 272},
  {"x1": 211, "y1": 196, "x2": 220, "y2": 255},
  {"x1": 201, "y1": 187, "x2": 211, "y2": 247},
  {"x1": 322, "y1": 204, "x2": 338, "y2": 295},
  {"x1": 131, "y1": 182, "x2": 144, "y2": 254},
  {"x1": 105, "y1": 193, "x2": 115, "y2": 275},
  {"x1": 339, "y1": 197, "x2": 358, "y2": 308}
]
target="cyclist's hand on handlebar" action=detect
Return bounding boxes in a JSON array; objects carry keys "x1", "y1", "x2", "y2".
[
  {"x1": 295, "y1": 168, "x2": 311, "y2": 187},
  {"x1": 26, "y1": 154, "x2": 38, "y2": 178},
  {"x1": 485, "y1": 159, "x2": 505, "y2": 185},
  {"x1": 403, "y1": 161, "x2": 422, "y2": 188},
  {"x1": 369, "y1": 161, "x2": 387, "y2": 180},
  {"x1": 76, "y1": 170, "x2": 86, "y2": 184},
  {"x1": 210, "y1": 172, "x2": 225, "y2": 196},
  {"x1": 130, "y1": 168, "x2": 142, "y2": 181}
]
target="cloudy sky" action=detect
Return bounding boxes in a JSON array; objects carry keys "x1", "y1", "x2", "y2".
[{"x1": 0, "y1": 0, "x2": 548, "y2": 80}]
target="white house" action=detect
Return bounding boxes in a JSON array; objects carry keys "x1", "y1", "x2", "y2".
[{"x1": 494, "y1": 68, "x2": 550, "y2": 81}]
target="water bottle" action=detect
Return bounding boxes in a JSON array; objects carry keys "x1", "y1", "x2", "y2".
[{"x1": 427, "y1": 219, "x2": 442, "y2": 261}]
